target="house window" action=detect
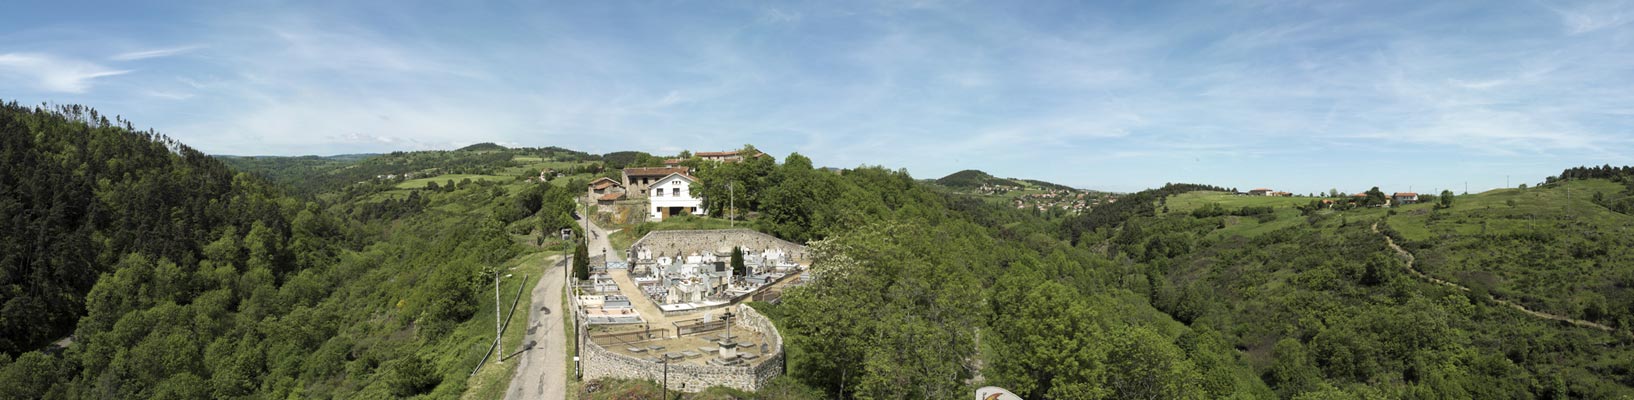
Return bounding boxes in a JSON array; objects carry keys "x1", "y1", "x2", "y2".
[
  {"x1": 671, "y1": 188, "x2": 679, "y2": 196},
  {"x1": 655, "y1": 189, "x2": 663, "y2": 197}
]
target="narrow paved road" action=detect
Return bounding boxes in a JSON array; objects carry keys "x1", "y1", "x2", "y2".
[
  {"x1": 504, "y1": 256, "x2": 568, "y2": 400},
  {"x1": 585, "y1": 214, "x2": 622, "y2": 263},
  {"x1": 1372, "y1": 222, "x2": 1615, "y2": 333}
]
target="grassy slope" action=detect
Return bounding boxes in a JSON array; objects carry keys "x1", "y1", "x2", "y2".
[
  {"x1": 396, "y1": 174, "x2": 514, "y2": 189},
  {"x1": 1146, "y1": 186, "x2": 1634, "y2": 396},
  {"x1": 1160, "y1": 181, "x2": 1634, "y2": 327},
  {"x1": 607, "y1": 215, "x2": 738, "y2": 255},
  {"x1": 1386, "y1": 180, "x2": 1634, "y2": 321},
  {"x1": 1163, "y1": 191, "x2": 1315, "y2": 213}
]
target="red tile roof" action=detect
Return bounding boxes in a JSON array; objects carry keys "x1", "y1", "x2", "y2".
[
  {"x1": 589, "y1": 177, "x2": 620, "y2": 189},
  {"x1": 1393, "y1": 192, "x2": 1419, "y2": 197},
  {"x1": 598, "y1": 192, "x2": 625, "y2": 201}
]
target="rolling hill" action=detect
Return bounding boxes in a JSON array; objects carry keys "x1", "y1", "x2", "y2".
[{"x1": 7, "y1": 102, "x2": 1634, "y2": 399}]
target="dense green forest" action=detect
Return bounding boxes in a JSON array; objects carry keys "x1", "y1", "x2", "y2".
[
  {"x1": 0, "y1": 102, "x2": 584, "y2": 398},
  {"x1": 685, "y1": 151, "x2": 1634, "y2": 398},
  {"x1": 7, "y1": 100, "x2": 1634, "y2": 399}
]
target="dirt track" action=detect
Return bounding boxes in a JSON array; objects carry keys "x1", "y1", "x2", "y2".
[{"x1": 1372, "y1": 222, "x2": 1614, "y2": 332}]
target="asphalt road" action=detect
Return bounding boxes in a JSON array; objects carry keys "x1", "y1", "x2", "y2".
[{"x1": 504, "y1": 256, "x2": 568, "y2": 400}]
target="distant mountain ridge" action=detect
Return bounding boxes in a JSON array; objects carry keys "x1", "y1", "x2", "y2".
[
  {"x1": 935, "y1": 169, "x2": 1077, "y2": 190},
  {"x1": 456, "y1": 142, "x2": 508, "y2": 151}
]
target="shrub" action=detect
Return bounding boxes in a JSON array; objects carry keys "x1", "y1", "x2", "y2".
[{"x1": 386, "y1": 355, "x2": 440, "y2": 397}]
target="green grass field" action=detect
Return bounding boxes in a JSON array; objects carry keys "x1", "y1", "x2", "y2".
[
  {"x1": 396, "y1": 174, "x2": 513, "y2": 189},
  {"x1": 606, "y1": 214, "x2": 739, "y2": 254},
  {"x1": 1163, "y1": 191, "x2": 1316, "y2": 214}
]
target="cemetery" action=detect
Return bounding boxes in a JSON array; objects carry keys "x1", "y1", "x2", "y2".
[{"x1": 570, "y1": 229, "x2": 807, "y2": 392}]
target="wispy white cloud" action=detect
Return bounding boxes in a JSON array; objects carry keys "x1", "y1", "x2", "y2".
[
  {"x1": 1551, "y1": 1, "x2": 1633, "y2": 34},
  {"x1": 145, "y1": 90, "x2": 194, "y2": 100},
  {"x1": 110, "y1": 45, "x2": 204, "y2": 61},
  {"x1": 0, "y1": 53, "x2": 129, "y2": 93},
  {"x1": 5, "y1": 1, "x2": 1632, "y2": 193},
  {"x1": 757, "y1": 8, "x2": 802, "y2": 24}
]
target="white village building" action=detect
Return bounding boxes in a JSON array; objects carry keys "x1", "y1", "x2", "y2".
[{"x1": 648, "y1": 172, "x2": 708, "y2": 221}]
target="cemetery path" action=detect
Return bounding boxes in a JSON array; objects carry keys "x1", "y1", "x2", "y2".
[
  {"x1": 608, "y1": 268, "x2": 682, "y2": 327},
  {"x1": 504, "y1": 257, "x2": 568, "y2": 400},
  {"x1": 1372, "y1": 222, "x2": 1614, "y2": 333}
]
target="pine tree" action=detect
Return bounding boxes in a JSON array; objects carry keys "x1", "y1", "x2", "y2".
[
  {"x1": 731, "y1": 246, "x2": 746, "y2": 277},
  {"x1": 573, "y1": 243, "x2": 590, "y2": 280}
]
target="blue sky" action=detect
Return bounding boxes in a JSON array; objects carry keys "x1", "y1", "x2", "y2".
[{"x1": 2, "y1": 1, "x2": 1631, "y2": 193}]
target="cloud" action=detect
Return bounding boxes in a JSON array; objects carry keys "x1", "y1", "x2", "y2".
[
  {"x1": 111, "y1": 45, "x2": 204, "y2": 61},
  {"x1": 145, "y1": 90, "x2": 194, "y2": 100},
  {"x1": 757, "y1": 8, "x2": 802, "y2": 24},
  {"x1": 0, "y1": 53, "x2": 129, "y2": 93},
  {"x1": 1552, "y1": 1, "x2": 1632, "y2": 34}
]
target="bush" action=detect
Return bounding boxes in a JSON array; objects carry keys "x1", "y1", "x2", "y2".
[
  {"x1": 386, "y1": 355, "x2": 440, "y2": 397},
  {"x1": 1191, "y1": 203, "x2": 1228, "y2": 218}
]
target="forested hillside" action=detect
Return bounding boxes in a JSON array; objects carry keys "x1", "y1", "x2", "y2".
[
  {"x1": 0, "y1": 102, "x2": 284, "y2": 355},
  {"x1": 1091, "y1": 179, "x2": 1634, "y2": 398},
  {"x1": 0, "y1": 103, "x2": 584, "y2": 398},
  {"x1": 7, "y1": 100, "x2": 1634, "y2": 399},
  {"x1": 676, "y1": 155, "x2": 1269, "y2": 398},
  {"x1": 220, "y1": 146, "x2": 598, "y2": 197}
]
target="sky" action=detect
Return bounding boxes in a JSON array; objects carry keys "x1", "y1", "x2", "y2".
[{"x1": 2, "y1": 1, "x2": 1631, "y2": 193}]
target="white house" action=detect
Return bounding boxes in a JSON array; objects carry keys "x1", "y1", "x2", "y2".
[
  {"x1": 648, "y1": 172, "x2": 707, "y2": 220},
  {"x1": 1392, "y1": 192, "x2": 1420, "y2": 205}
]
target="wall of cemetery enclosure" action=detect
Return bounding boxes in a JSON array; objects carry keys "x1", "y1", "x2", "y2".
[
  {"x1": 630, "y1": 229, "x2": 808, "y2": 262},
  {"x1": 577, "y1": 302, "x2": 784, "y2": 393}
]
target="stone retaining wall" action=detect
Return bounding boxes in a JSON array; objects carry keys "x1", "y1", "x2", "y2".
[
  {"x1": 630, "y1": 229, "x2": 808, "y2": 262},
  {"x1": 578, "y1": 303, "x2": 784, "y2": 393}
]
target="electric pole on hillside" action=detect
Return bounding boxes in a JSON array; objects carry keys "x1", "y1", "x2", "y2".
[
  {"x1": 729, "y1": 182, "x2": 735, "y2": 228},
  {"x1": 493, "y1": 269, "x2": 501, "y2": 364}
]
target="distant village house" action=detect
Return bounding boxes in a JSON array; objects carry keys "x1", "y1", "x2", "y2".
[
  {"x1": 1393, "y1": 192, "x2": 1419, "y2": 205},
  {"x1": 623, "y1": 167, "x2": 691, "y2": 198},
  {"x1": 588, "y1": 177, "x2": 623, "y2": 196}
]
